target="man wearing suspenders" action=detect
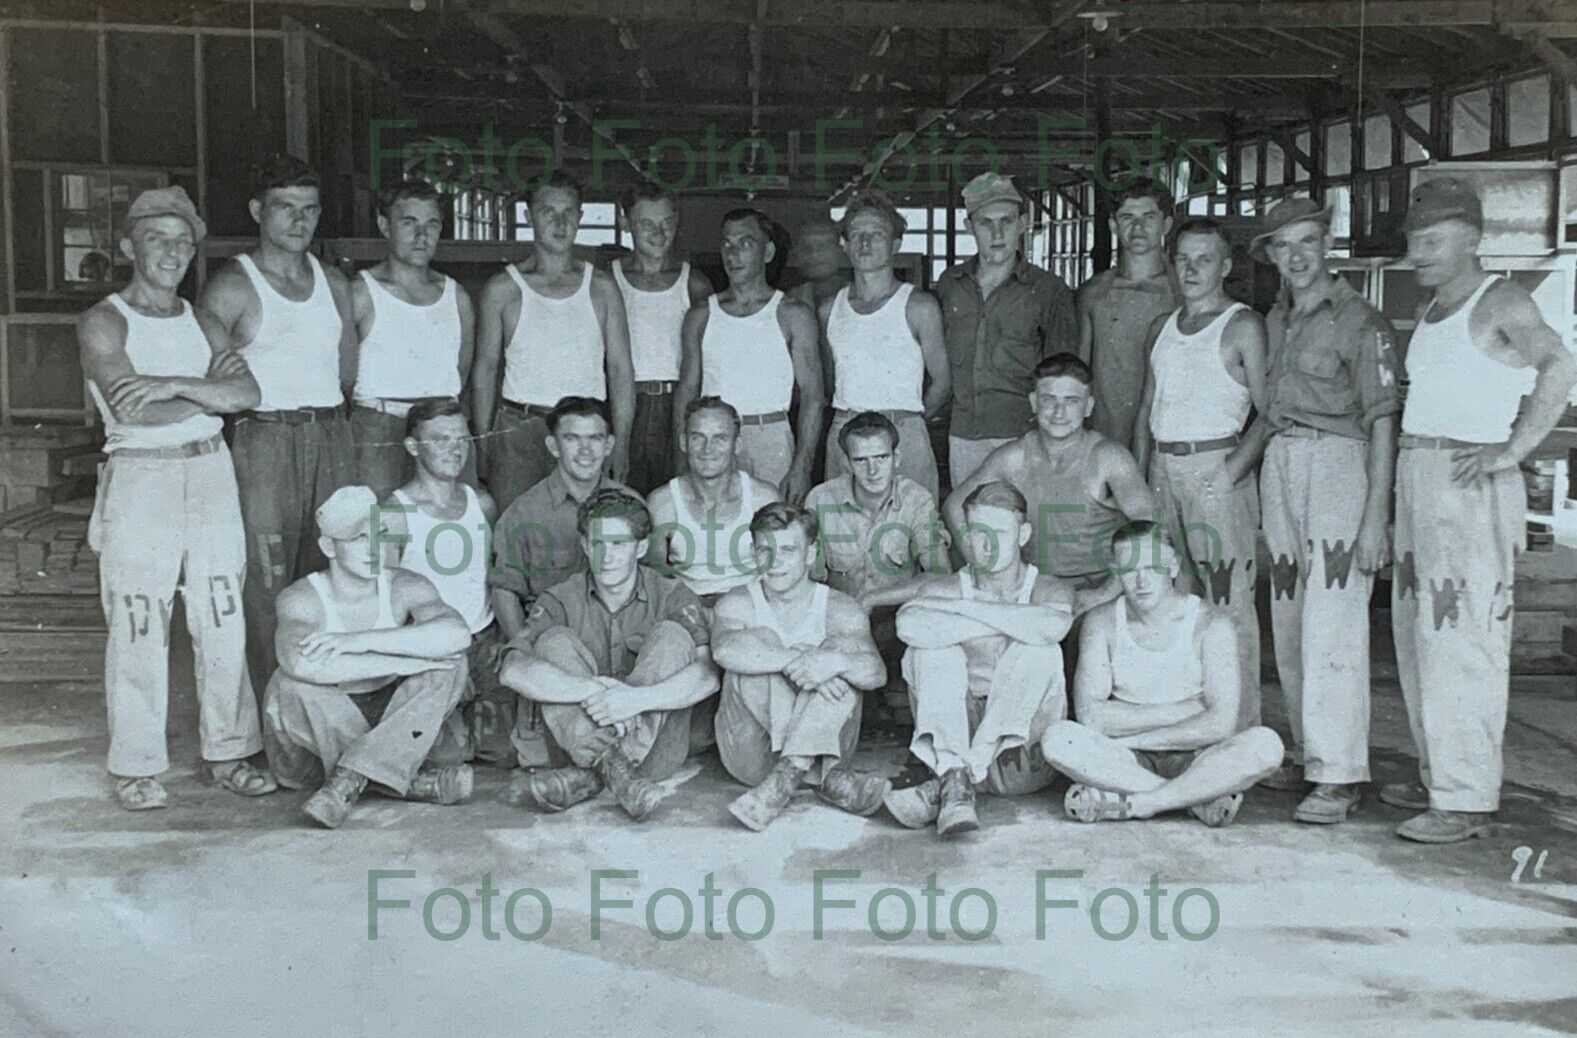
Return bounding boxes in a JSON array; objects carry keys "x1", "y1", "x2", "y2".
[
  {"x1": 349, "y1": 179, "x2": 475, "y2": 499},
  {"x1": 78, "y1": 186, "x2": 275, "y2": 810},
  {"x1": 1387, "y1": 178, "x2": 1575, "y2": 843},
  {"x1": 612, "y1": 184, "x2": 714, "y2": 494},
  {"x1": 199, "y1": 154, "x2": 358, "y2": 693},
  {"x1": 473, "y1": 171, "x2": 635, "y2": 511}
]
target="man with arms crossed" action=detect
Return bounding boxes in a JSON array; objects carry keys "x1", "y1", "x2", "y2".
[
  {"x1": 675, "y1": 209, "x2": 824, "y2": 501},
  {"x1": 200, "y1": 154, "x2": 358, "y2": 691},
  {"x1": 499, "y1": 489, "x2": 720, "y2": 821},
  {"x1": 80, "y1": 186, "x2": 275, "y2": 810},
  {"x1": 1132, "y1": 217, "x2": 1268, "y2": 729},
  {"x1": 885, "y1": 482, "x2": 1073, "y2": 836},
  {"x1": 264, "y1": 487, "x2": 474, "y2": 829},
  {"x1": 472, "y1": 171, "x2": 634, "y2": 510},
  {"x1": 820, "y1": 188, "x2": 949, "y2": 497},
  {"x1": 1041, "y1": 522, "x2": 1284, "y2": 826},
  {"x1": 712, "y1": 503, "x2": 890, "y2": 830},
  {"x1": 613, "y1": 184, "x2": 714, "y2": 493},
  {"x1": 936, "y1": 173, "x2": 1078, "y2": 484},
  {"x1": 1386, "y1": 178, "x2": 1576, "y2": 843},
  {"x1": 349, "y1": 178, "x2": 475, "y2": 498}
]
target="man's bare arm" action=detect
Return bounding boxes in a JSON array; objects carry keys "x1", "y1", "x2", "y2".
[
  {"x1": 910, "y1": 290, "x2": 951, "y2": 422},
  {"x1": 1130, "y1": 313, "x2": 1168, "y2": 467},
  {"x1": 274, "y1": 584, "x2": 446, "y2": 685},
  {"x1": 941, "y1": 443, "x2": 1016, "y2": 539},
  {"x1": 456, "y1": 284, "x2": 477, "y2": 402},
  {"x1": 1472, "y1": 281, "x2": 1577, "y2": 477},
  {"x1": 1101, "y1": 442, "x2": 1158, "y2": 522},
  {"x1": 470, "y1": 272, "x2": 514, "y2": 438},
  {"x1": 1118, "y1": 610, "x2": 1239, "y2": 750},
  {"x1": 349, "y1": 571, "x2": 471, "y2": 660},
  {"x1": 710, "y1": 589, "x2": 800, "y2": 674},
  {"x1": 673, "y1": 305, "x2": 707, "y2": 451},
  {"x1": 781, "y1": 299, "x2": 826, "y2": 504},
  {"x1": 593, "y1": 270, "x2": 635, "y2": 478},
  {"x1": 322, "y1": 264, "x2": 359, "y2": 394}
]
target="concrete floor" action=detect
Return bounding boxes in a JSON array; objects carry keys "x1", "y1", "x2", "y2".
[{"x1": 2, "y1": 643, "x2": 1575, "y2": 1037}]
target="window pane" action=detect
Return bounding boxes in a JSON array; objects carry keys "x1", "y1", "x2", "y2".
[
  {"x1": 582, "y1": 202, "x2": 616, "y2": 227},
  {"x1": 954, "y1": 235, "x2": 977, "y2": 257},
  {"x1": 1402, "y1": 101, "x2": 1432, "y2": 163},
  {"x1": 515, "y1": 226, "x2": 534, "y2": 242},
  {"x1": 1325, "y1": 122, "x2": 1351, "y2": 177},
  {"x1": 1327, "y1": 183, "x2": 1352, "y2": 240},
  {"x1": 1264, "y1": 141, "x2": 1284, "y2": 187},
  {"x1": 932, "y1": 259, "x2": 949, "y2": 283},
  {"x1": 579, "y1": 227, "x2": 617, "y2": 246},
  {"x1": 899, "y1": 207, "x2": 928, "y2": 232},
  {"x1": 1363, "y1": 114, "x2": 1391, "y2": 170},
  {"x1": 901, "y1": 233, "x2": 928, "y2": 254},
  {"x1": 1294, "y1": 131, "x2": 1311, "y2": 182},
  {"x1": 829, "y1": 205, "x2": 847, "y2": 223},
  {"x1": 1238, "y1": 144, "x2": 1258, "y2": 188},
  {"x1": 1188, "y1": 194, "x2": 1208, "y2": 215},
  {"x1": 931, "y1": 206, "x2": 950, "y2": 227},
  {"x1": 1450, "y1": 88, "x2": 1491, "y2": 155},
  {"x1": 1507, "y1": 75, "x2": 1550, "y2": 147},
  {"x1": 1570, "y1": 85, "x2": 1577, "y2": 136}
]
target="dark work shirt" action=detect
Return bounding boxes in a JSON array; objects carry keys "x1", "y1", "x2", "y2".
[
  {"x1": 512, "y1": 566, "x2": 709, "y2": 679},
  {"x1": 489, "y1": 468, "x2": 639, "y2": 603}
]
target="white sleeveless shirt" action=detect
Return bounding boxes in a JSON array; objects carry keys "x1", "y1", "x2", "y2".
[
  {"x1": 747, "y1": 579, "x2": 829, "y2": 650},
  {"x1": 308, "y1": 569, "x2": 397, "y2": 633},
  {"x1": 1111, "y1": 594, "x2": 1205, "y2": 706},
  {"x1": 1149, "y1": 302, "x2": 1253, "y2": 442},
  {"x1": 827, "y1": 282, "x2": 925, "y2": 412},
  {"x1": 665, "y1": 471, "x2": 762, "y2": 598},
  {"x1": 234, "y1": 253, "x2": 344, "y2": 410},
  {"x1": 500, "y1": 263, "x2": 605, "y2": 406},
  {"x1": 353, "y1": 271, "x2": 462, "y2": 406},
  {"x1": 1403, "y1": 275, "x2": 1534, "y2": 443},
  {"x1": 613, "y1": 259, "x2": 690, "y2": 383},
  {"x1": 392, "y1": 486, "x2": 493, "y2": 634},
  {"x1": 700, "y1": 291, "x2": 794, "y2": 415},
  {"x1": 91, "y1": 295, "x2": 223, "y2": 452}
]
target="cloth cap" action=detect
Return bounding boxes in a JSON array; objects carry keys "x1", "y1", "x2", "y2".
[
  {"x1": 125, "y1": 186, "x2": 207, "y2": 243},
  {"x1": 961, "y1": 172, "x2": 1024, "y2": 215},
  {"x1": 1402, "y1": 176, "x2": 1483, "y2": 233},
  {"x1": 1249, "y1": 196, "x2": 1331, "y2": 263},
  {"x1": 316, "y1": 485, "x2": 379, "y2": 540}
]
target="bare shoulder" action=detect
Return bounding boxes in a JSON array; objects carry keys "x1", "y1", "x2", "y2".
[
  {"x1": 198, "y1": 258, "x2": 253, "y2": 306},
  {"x1": 908, "y1": 572, "x2": 961, "y2": 602},
  {"x1": 687, "y1": 268, "x2": 715, "y2": 301},
  {"x1": 275, "y1": 577, "x2": 323, "y2": 624},
  {"x1": 318, "y1": 261, "x2": 351, "y2": 291},
  {"x1": 1198, "y1": 600, "x2": 1237, "y2": 644},
  {"x1": 779, "y1": 294, "x2": 817, "y2": 327},
  {"x1": 712, "y1": 585, "x2": 753, "y2": 626},
  {"x1": 1093, "y1": 435, "x2": 1142, "y2": 473},
  {"x1": 907, "y1": 287, "x2": 942, "y2": 319},
  {"x1": 391, "y1": 566, "x2": 441, "y2": 605},
  {"x1": 646, "y1": 480, "x2": 676, "y2": 515},
  {"x1": 1081, "y1": 596, "x2": 1118, "y2": 634},
  {"x1": 1030, "y1": 573, "x2": 1077, "y2": 610},
  {"x1": 479, "y1": 268, "x2": 520, "y2": 307},
  {"x1": 749, "y1": 473, "x2": 781, "y2": 506},
  {"x1": 824, "y1": 586, "x2": 866, "y2": 623},
  {"x1": 474, "y1": 486, "x2": 498, "y2": 524},
  {"x1": 77, "y1": 297, "x2": 125, "y2": 343},
  {"x1": 588, "y1": 266, "x2": 619, "y2": 295}
]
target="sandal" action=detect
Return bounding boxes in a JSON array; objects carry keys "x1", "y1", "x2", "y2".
[
  {"x1": 1064, "y1": 783, "x2": 1134, "y2": 823},
  {"x1": 115, "y1": 776, "x2": 169, "y2": 811},
  {"x1": 207, "y1": 759, "x2": 279, "y2": 797},
  {"x1": 1188, "y1": 791, "x2": 1244, "y2": 828}
]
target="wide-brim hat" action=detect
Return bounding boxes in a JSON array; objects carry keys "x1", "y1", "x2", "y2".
[{"x1": 1249, "y1": 196, "x2": 1330, "y2": 263}]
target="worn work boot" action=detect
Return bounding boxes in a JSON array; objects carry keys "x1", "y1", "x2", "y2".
[
  {"x1": 1258, "y1": 762, "x2": 1305, "y2": 792},
  {"x1": 406, "y1": 764, "x2": 474, "y2": 805},
  {"x1": 1188, "y1": 791, "x2": 1245, "y2": 828},
  {"x1": 817, "y1": 765, "x2": 892, "y2": 817},
  {"x1": 1293, "y1": 782, "x2": 1362, "y2": 824},
  {"x1": 115, "y1": 776, "x2": 169, "y2": 812},
  {"x1": 728, "y1": 759, "x2": 805, "y2": 831},
  {"x1": 1396, "y1": 808, "x2": 1494, "y2": 844},
  {"x1": 304, "y1": 767, "x2": 368, "y2": 829},
  {"x1": 601, "y1": 752, "x2": 664, "y2": 821},
  {"x1": 528, "y1": 766, "x2": 604, "y2": 813},
  {"x1": 936, "y1": 768, "x2": 979, "y2": 836},
  {"x1": 1379, "y1": 781, "x2": 1430, "y2": 811},
  {"x1": 884, "y1": 778, "x2": 941, "y2": 829}
]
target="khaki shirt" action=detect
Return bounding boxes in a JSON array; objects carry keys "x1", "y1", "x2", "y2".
[
  {"x1": 936, "y1": 257, "x2": 1078, "y2": 440},
  {"x1": 489, "y1": 468, "x2": 639, "y2": 602},
  {"x1": 1265, "y1": 276, "x2": 1402, "y2": 440},
  {"x1": 804, "y1": 475, "x2": 949, "y2": 599},
  {"x1": 512, "y1": 566, "x2": 709, "y2": 678},
  {"x1": 1077, "y1": 266, "x2": 1179, "y2": 446}
]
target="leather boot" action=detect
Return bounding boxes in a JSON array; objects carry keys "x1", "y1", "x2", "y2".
[
  {"x1": 601, "y1": 751, "x2": 664, "y2": 821},
  {"x1": 884, "y1": 778, "x2": 941, "y2": 829},
  {"x1": 527, "y1": 766, "x2": 604, "y2": 812},
  {"x1": 817, "y1": 764, "x2": 892, "y2": 817},
  {"x1": 936, "y1": 768, "x2": 979, "y2": 836},
  {"x1": 406, "y1": 764, "x2": 474, "y2": 805},
  {"x1": 304, "y1": 767, "x2": 368, "y2": 829},
  {"x1": 729, "y1": 759, "x2": 805, "y2": 831}
]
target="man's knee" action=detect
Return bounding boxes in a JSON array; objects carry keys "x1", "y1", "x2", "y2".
[
  {"x1": 532, "y1": 626, "x2": 597, "y2": 674},
  {"x1": 1239, "y1": 726, "x2": 1285, "y2": 774},
  {"x1": 1039, "y1": 719, "x2": 1090, "y2": 763}
]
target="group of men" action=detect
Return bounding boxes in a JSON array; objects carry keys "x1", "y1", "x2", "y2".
[{"x1": 79, "y1": 148, "x2": 1574, "y2": 845}]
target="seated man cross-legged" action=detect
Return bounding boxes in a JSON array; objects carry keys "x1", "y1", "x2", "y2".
[
  {"x1": 264, "y1": 486, "x2": 476, "y2": 829},
  {"x1": 712, "y1": 502, "x2": 891, "y2": 831},
  {"x1": 1040, "y1": 521, "x2": 1284, "y2": 826},
  {"x1": 498, "y1": 488, "x2": 720, "y2": 821},
  {"x1": 886, "y1": 481, "x2": 1075, "y2": 836}
]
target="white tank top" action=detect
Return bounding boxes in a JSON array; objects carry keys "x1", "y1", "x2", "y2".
[
  {"x1": 308, "y1": 570, "x2": 397, "y2": 633},
  {"x1": 1403, "y1": 275, "x2": 1534, "y2": 443},
  {"x1": 500, "y1": 263, "x2": 605, "y2": 406},
  {"x1": 960, "y1": 562, "x2": 1038, "y2": 604},
  {"x1": 1149, "y1": 302, "x2": 1253, "y2": 442},
  {"x1": 235, "y1": 253, "x2": 344, "y2": 410},
  {"x1": 391, "y1": 486, "x2": 493, "y2": 634},
  {"x1": 747, "y1": 579, "x2": 829, "y2": 650},
  {"x1": 827, "y1": 282, "x2": 925, "y2": 412},
  {"x1": 700, "y1": 291, "x2": 794, "y2": 415},
  {"x1": 665, "y1": 472, "x2": 760, "y2": 597},
  {"x1": 613, "y1": 259, "x2": 690, "y2": 383},
  {"x1": 353, "y1": 271, "x2": 462, "y2": 405},
  {"x1": 91, "y1": 295, "x2": 223, "y2": 452},
  {"x1": 1111, "y1": 594, "x2": 1205, "y2": 706}
]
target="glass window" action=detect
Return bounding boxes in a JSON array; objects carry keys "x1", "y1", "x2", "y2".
[
  {"x1": 1294, "y1": 130, "x2": 1311, "y2": 182},
  {"x1": 1570, "y1": 84, "x2": 1577, "y2": 136},
  {"x1": 1325, "y1": 122, "x2": 1351, "y2": 177},
  {"x1": 1327, "y1": 183, "x2": 1352, "y2": 241},
  {"x1": 901, "y1": 233, "x2": 928, "y2": 255},
  {"x1": 1188, "y1": 194, "x2": 1209, "y2": 215},
  {"x1": 1263, "y1": 141, "x2": 1284, "y2": 187},
  {"x1": 1363, "y1": 114, "x2": 1391, "y2": 170},
  {"x1": 1402, "y1": 101, "x2": 1432, "y2": 163},
  {"x1": 1450, "y1": 87, "x2": 1491, "y2": 155},
  {"x1": 1507, "y1": 74, "x2": 1550, "y2": 147},
  {"x1": 898, "y1": 207, "x2": 929, "y2": 232},
  {"x1": 1238, "y1": 143, "x2": 1259, "y2": 189}
]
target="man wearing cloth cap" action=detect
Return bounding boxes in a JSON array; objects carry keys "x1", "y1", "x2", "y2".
[
  {"x1": 937, "y1": 173, "x2": 1078, "y2": 485},
  {"x1": 263, "y1": 486, "x2": 475, "y2": 828},
  {"x1": 79, "y1": 187, "x2": 276, "y2": 811},
  {"x1": 1245, "y1": 197, "x2": 1402, "y2": 825},
  {"x1": 1385, "y1": 178, "x2": 1575, "y2": 843}
]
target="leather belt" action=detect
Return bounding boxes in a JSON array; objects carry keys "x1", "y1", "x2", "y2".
[
  {"x1": 1155, "y1": 434, "x2": 1240, "y2": 456},
  {"x1": 112, "y1": 433, "x2": 227, "y2": 460},
  {"x1": 1400, "y1": 434, "x2": 1500, "y2": 450},
  {"x1": 835, "y1": 407, "x2": 922, "y2": 423},
  {"x1": 635, "y1": 380, "x2": 676, "y2": 396},
  {"x1": 354, "y1": 396, "x2": 450, "y2": 416},
  {"x1": 239, "y1": 405, "x2": 345, "y2": 425},
  {"x1": 1276, "y1": 424, "x2": 1339, "y2": 440},
  {"x1": 498, "y1": 399, "x2": 555, "y2": 419},
  {"x1": 738, "y1": 410, "x2": 789, "y2": 427}
]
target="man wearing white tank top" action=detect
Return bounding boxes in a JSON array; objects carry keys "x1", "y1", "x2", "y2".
[
  {"x1": 472, "y1": 172, "x2": 634, "y2": 512},
  {"x1": 1385, "y1": 178, "x2": 1576, "y2": 844},
  {"x1": 712, "y1": 503, "x2": 891, "y2": 830},
  {"x1": 264, "y1": 487, "x2": 475, "y2": 829},
  {"x1": 349, "y1": 179, "x2": 476, "y2": 498},
  {"x1": 676, "y1": 208, "x2": 825, "y2": 502},
  {"x1": 614, "y1": 185, "x2": 715, "y2": 494},
  {"x1": 1041, "y1": 522, "x2": 1284, "y2": 826},
  {"x1": 199, "y1": 155, "x2": 358, "y2": 694},
  {"x1": 1132, "y1": 218, "x2": 1268, "y2": 732},
  {"x1": 79, "y1": 187, "x2": 275, "y2": 811},
  {"x1": 819, "y1": 189, "x2": 949, "y2": 497}
]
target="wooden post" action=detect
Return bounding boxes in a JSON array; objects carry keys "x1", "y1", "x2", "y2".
[
  {"x1": 1091, "y1": 75, "x2": 1112, "y2": 275},
  {"x1": 283, "y1": 18, "x2": 311, "y2": 163}
]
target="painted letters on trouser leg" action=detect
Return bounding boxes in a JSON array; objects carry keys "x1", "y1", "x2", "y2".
[{"x1": 1393, "y1": 448, "x2": 1521, "y2": 812}]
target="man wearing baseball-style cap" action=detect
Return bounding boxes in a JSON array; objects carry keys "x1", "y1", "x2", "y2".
[
  {"x1": 1384, "y1": 177, "x2": 1576, "y2": 843},
  {"x1": 1242, "y1": 195, "x2": 1404, "y2": 826},
  {"x1": 78, "y1": 185, "x2": 276, "y2": 811},
  {"x1": 935, "y1": 172, "x2": 1078, "y2": 484}
]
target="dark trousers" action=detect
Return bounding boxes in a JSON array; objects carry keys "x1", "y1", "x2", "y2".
[
  {"x1": 486, "y1": 405, "x2": 555, "y2": 513},
  {"x1": 351, "y1": 404, "x2": 479, "y2": 502},
  {"x1": 627, "y1": 388, "x2": 678, "y2": 495}
]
